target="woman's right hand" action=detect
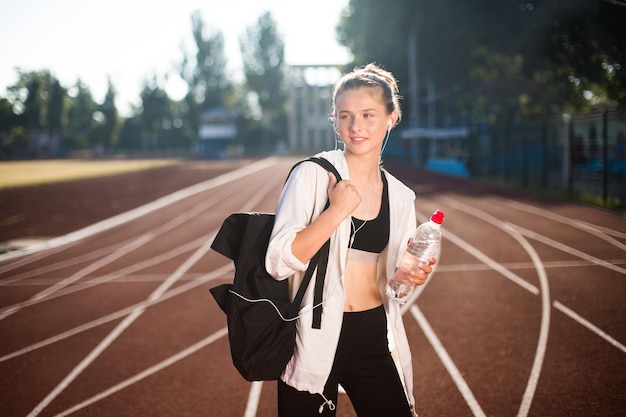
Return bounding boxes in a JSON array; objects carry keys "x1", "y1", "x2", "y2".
[
  {"x1": 327, "y1": 172, "x2": 361, "y2": 220},
  {"x1": 290, "y1": 172, "x2": 360, "y2": 263}
]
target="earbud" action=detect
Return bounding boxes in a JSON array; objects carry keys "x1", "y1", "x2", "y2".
[{"x1": 388, "y1": 121, "x2": 392, "y2": 130}]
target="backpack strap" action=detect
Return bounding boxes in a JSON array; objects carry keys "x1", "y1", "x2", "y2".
[
  {"x1": 284, "y1": 156, "x2": 341, "y2": 184},
  {"x1": 289, "y1": 156, "x2": 341, "y2": 329},
  {"x1": 306, "y1": 156, "x2": 342, "y2": 183}
]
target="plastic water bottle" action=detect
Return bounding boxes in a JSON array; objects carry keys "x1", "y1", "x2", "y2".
[{"x1": 386, "y1": 210, "x2": 445, "y2": 304}]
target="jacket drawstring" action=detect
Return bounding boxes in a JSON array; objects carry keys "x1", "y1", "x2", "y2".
[{"x1": 318, "y1": 393, "x2": 336, "y2": 414}]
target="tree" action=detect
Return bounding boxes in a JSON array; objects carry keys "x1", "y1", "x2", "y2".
[
  {"x1": 47, "y1": 79, "x2": 65, "y2": 154},
  {"x1": 7, "y1": 70, "x2": 56, "y2": 131},
  {"x1": 22, "y1": 75, "x2": 44, "y2": 132},
  {"x1": 338, "y1": 0, "x2": 532, "y2": 119},
  {"x1": 239, "y1": 11, "x2": 287, "y2": 151},
  {"x1": 0, "y1": 97, "x2": 20, "y2": 157},
  {"x1": 0, "y1": 97, "x2": 19, "y2": 133},
  {"x1": 92, "y1": 78, "x2": 119, "y2": 152},
  {"x1": 138, "y1": 76, "x2": 172, "y2": 149},
  {"x1": 598, "y1": 0, "x2": 626, "y2": 105},
  {"x1": 337, "y1": 0, "x2": 626, "y2": 118},
  {"x1": 5, "y1": 70, "x2": 65, "y2": 154},
  {"x1": 538, "y1": 0, "x2": 626, "y2": 110},
  {"x1": 337, "y1": 0, "x2": 413, "y2": 84},
  {"x1": 179, "y1": 10, "x2": 233, "y2": 139},
  {"x1": 117, "y1": 116, "x2": 143, "y2": 150},
  {"x1": 65, "y1": 80, "x2": 98, "y2": 151}
]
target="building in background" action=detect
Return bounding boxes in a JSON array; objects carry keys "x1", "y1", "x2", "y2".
[{"x1": 287, "y1": 65, "x2": 341, "y2": 154}]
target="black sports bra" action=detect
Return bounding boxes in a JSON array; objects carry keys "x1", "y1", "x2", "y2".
[{"x1": 348, "y1": 172, "x2": 389, "y2": 258}]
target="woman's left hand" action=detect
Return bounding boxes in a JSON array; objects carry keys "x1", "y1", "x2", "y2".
[{"x1": 407, "y1": 257, "x2": 436, "y2": 286}]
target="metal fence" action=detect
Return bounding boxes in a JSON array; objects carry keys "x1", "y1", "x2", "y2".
[{"x1": 385, "y1": 107, "x2": 626, "y2": 208}]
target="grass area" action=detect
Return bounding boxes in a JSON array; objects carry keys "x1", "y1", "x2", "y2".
[{"x1": 0, "y1": 159, "x2": 181, "y2": 189}]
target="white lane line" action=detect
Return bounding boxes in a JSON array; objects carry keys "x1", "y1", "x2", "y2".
[
  {"x1": 52, "y1": 168, "x2": 285, "y2": 417},
  {"x1": 0, "y1": 241, "x2": 79, "y2": 276},
  {"x1": 500, "y1": 199, "x2": 626, "y2": 245},
  {"x1": 0, "y1": 157, "x2": 279, "y2": 262},
  {"x1": 0, "y1": 264, "x2": 233, "y2": 363},
  {"x1": 54, "y1": 327, "x2": 229, "y2": 417},
  {"x1": 431, "y1": 194, "x2": 624, "y2": 414},
  {"x1": 410, "y1": 305, "x2": 487, "y2": 417},
  {"x1": 410, "y1": 212, "x2": 550, "y2": 416},
  {"x1": 513, "y1": 225, "x2": 626, "y2": 275},
  {"x1": 440, "y1": 228, "x2": 540, "y2": 295},
  {"x1": 501, "y1": 223, "x2": 551, "y2": 417},
  {"x1": 2, "y1": 273, "x2": 206, "y2": 286},
  {"x1": 239, "y1": 166, "x2": 287, "y2": 212},
  {"x1": 0, "y1": 238, "x2": 139, "y2": 285},
  {"x1": 434, "y1": 258, "x2": 626, "y2": 273},
  {"x1": 0, "y1": 234, "x2": 154, "y2": 320},
  {"x1": 237, "y1": 168, "x2": 305, "y2": 417},
  {"x1": 34, "y1": 234, "x2": 154, "y2": 302},
  {"x1": 238, "y1": 159, "x2": 366, "y2": 415},
  {"x1": 0, "y1": 234, "x2": 208, "y2": 315},
  {"x1": 25, "y1": 159, "x2": 286, "y2": 417},
  {"x1": 553, "y1": 301, "x2": 626, "y2": 354},
  {"x1": 244, "y1": 382, "x2": 264, "y2": 417},
  {"x1": 19, "y1": 230, "x2": 601, "y2": 284},
  {"x1": 436, "y1": 195, "x2": 626, "y2": 272},
  {"x1": 424, "y1": 197, "x2": 552, "y2": 416},
  {"x1": 26, "y1": 236, "x2": 217, "y2": 417},
  {"x1": 1, "y1": 170, "x2": 251, "y2": 319}
]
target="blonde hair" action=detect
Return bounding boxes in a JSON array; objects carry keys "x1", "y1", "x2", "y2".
[{"x1": 331, "y1": 63, "x2": 402, "y2": 127}]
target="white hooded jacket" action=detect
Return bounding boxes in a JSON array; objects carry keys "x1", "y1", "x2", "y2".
[{"x1": 265, "y1": 149, "x2": 417, "y2": 410}]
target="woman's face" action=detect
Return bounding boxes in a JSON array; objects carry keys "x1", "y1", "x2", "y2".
[{"x1": 334, "y1": 87, "x2": 395, "y2": 159}]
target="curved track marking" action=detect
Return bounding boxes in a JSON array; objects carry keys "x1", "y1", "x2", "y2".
[
  {"x1": 513, "y1": 225, "x2": 626, "y2": 275},
  {"x1": 437, "y1": 226, "x2": 540, "y2": 295},
  {"x1": 501, "y1": 222, "x2": 551, "y2": 417},
  {"x1": 407, "y1": 207, "x2": 551, "y2": 416},
  {"x1": 500, "y1": 200, "x2": 626, "y2": 248},
  {"x1": 430, "y1": 194, "x2": 626, "y2": 415}
]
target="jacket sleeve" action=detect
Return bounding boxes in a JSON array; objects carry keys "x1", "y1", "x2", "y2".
[
  {"x1": 265, "y1": 162, "x2": 329, "y2": 280},
  {"x1": 397, "y1": 201, "x2": 417, "y2": 266},
  {"x1": 385, "y1": 172, "x2": 417, "y2": 269}
]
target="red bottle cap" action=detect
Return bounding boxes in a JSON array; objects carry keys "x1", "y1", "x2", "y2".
[{"x1": 430, "y1": 210, "x2": 445, "y2": 225}]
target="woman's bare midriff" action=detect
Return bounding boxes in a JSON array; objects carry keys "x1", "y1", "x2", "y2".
[{"x1": 343, "y1": 258, "x2": 382, "y2": 312}]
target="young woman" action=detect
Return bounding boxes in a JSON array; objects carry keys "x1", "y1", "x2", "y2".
[{"x1": 265, "y1": 63, "x2": 434, "y2": 417}]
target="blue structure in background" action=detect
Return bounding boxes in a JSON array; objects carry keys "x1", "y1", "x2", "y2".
[{"x1": 197, "y1": 108, "x2": 237, "y2": 159}]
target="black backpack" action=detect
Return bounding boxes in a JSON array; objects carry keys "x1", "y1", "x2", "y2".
[{"x1": 210, "y1": 157, "x2": 341, "y2": 381}]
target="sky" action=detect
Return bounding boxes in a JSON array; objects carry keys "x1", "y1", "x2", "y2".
[{"x1": 0, "y1": 0, "x2": 351, "y2": 115}]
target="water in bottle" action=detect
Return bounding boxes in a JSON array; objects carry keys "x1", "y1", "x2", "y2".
[{"x1": 386, "y1": 210, "x2": 445, "y2": 304}]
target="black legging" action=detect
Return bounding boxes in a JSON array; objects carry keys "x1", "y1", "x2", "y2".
[{"x1": 278, "y1": 305, "x2": 413, "y2": 417}]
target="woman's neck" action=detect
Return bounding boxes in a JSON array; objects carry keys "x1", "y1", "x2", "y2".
[{"x1": 344, "y1": 152, "x2": 381, "y2": 184}]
